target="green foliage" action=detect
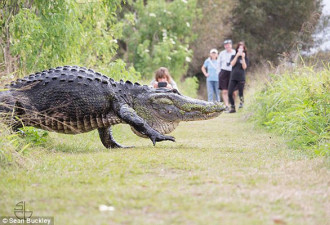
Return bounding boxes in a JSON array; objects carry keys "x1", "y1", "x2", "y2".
[
  {"x1": 6, "y1": 0, "x2": 137, "y2": 81},
  {"x1": 178, "y1": 77, "x2": 199, "y2": 98},
  {"x1": 250, "y1": 64, "x2": 330, "y2": 155},
  {"x1": 19, "y1": 127, "x2": 48, "y2": 146},
  {"x1": 232, "y1": 0, "x2": 322, "y2": 64},
  {"x1": 121, "y1": 0, "x2": 199, "y2": 80},
  {"x1": 0, "y1": 123, "x2": 50, "y2": 167},
  {"x1": 97, "y1": 59, "x2": 141, "y2": 82}
]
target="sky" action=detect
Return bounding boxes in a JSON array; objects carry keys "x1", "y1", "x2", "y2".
[
  {"x1": 323, "y1": 0, "x2": 330, "y2": 14},
  {"x1": 316, "y1": 0, "x2": 330, "y2": 51}
]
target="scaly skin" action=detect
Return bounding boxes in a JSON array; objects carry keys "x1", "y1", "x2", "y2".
[{"x1": 0, "y1": 66, "x2": 225, "y2": 148}]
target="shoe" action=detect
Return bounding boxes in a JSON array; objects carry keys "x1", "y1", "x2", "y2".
[
  {"x1": 229, "y1": 106, "x2": 236, "y2": 113},
  {"x1": 224, "y1": 106, "x2": 230, "y2": 112},
  {"x1": 239, "y1": 102, "x2": 244, "y2": 108}
]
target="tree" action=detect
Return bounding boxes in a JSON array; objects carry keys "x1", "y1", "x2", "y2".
[
  {"x1": 119, "y1": 0, "x2": 199, "y2": 80},
  {"x1": 231, "y1": 0, "x2": 322, "y2": 64},
  {"x1": 1, "y1": 0, "x2": 140, "y2": 81},
  {"x1": 0, "y1": 0, "x2": 30, "y2": 75}
]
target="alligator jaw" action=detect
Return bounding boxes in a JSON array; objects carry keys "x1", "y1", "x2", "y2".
[
  {"x1": 139, "y1": 92, "x2": 225, "y2": 124},
  {"x1": 172, "y1": 97, "x2": 225, "y2": 122}
]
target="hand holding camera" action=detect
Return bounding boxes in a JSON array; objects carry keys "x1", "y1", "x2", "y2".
[
  {"x1": 238, "y1": 48, "x2": 243, "y2": 56},
  {"x1": 157, "y1": 81, "x2": 168, "y2": 88}
]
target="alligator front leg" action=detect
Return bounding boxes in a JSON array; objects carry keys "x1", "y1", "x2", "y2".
[
  {"x1": 98, "y1": 127, "x2": 130, "y2": 148},
  {"x1": 117, "y1": 104, "x2": 175, "y2": 145}
]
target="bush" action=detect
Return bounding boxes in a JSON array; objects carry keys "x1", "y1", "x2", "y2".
[
  {"x1": 0, "y1": 116, "x2": 50, "y2": 167},
  {"x1": 121, "y1": 0, "x2": 199, "y2": 80},
  {"x1": 249, "y1": 64, "x2": 329, "y2": 155}
]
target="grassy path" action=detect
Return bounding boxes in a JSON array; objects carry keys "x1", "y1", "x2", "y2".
[{"x1": 0, "y1": 112, "x2": 329, "y2": 225}]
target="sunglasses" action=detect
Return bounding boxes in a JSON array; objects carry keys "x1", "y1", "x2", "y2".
[{"x1": 224, "y1": 40, "x2": 232, "y2": 44}]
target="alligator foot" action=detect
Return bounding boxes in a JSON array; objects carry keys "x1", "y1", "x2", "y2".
[
  {"x1": 150, "y1": 134, "x2": 175, "y2": 146},
  {"x1": 118, "y1": 104, "x2": 176, "y2": 146},
  {"x1": 98, "y1": 127, "x2": 131, "y2": 149}
]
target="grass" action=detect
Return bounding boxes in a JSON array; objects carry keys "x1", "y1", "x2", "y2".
[
  {"x1": 247, "y1": 64, "x2": 329, "y2": 155},
  {"x1": 0, "y1": 111, "x2": 329, "y2": 225}
]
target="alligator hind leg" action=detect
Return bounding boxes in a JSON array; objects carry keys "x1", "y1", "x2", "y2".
[{"x1": 98, "y1": 127, "x2": 132, "y2": 148}]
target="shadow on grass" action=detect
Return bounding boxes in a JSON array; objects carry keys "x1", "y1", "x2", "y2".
[{"x1": 45, "y1": 132, "x2": 207, "y2": 154}]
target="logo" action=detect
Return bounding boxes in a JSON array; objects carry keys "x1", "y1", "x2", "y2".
[
  {"x1": 14, "y1": 201, "x2": 33, "y2": 220},
  {"x1": 0, "y1": 201, "x2": 54, "y2": 225}
]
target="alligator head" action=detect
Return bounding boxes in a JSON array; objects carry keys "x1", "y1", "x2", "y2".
[{"x1": 131, "y1": 88, "x2": 225, "y2": 137}]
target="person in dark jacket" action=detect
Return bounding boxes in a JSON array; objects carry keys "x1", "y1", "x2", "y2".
[{"x1": 228, "y1": 42, "x2": 249, "y2": 113}]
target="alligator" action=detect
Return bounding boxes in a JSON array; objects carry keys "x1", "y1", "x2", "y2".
[{"x1": 0, "y1": 66, "x2": 225, "y2": 148}]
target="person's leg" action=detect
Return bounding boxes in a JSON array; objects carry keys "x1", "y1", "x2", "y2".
[
  {"x1": 215, "y1": 81, "x2": 220, "y2": 102},
  {"x1": 238, "y1": 81, "x2": 245, "y2": 108},
  {"x1": 228, "y1": 80, "x2": 237, "y2": 113},
  {"x1": 211, "y1": 81, "x2": 219, "y2": 102},
  {"x1": 222, "y1": 71, "x2": 230, "y2": 107},
  {"x1": 222, "y1": 89, "x2": 229, "y2": 107},
  {"x1": 206, "y1": 80, "x2": 213, "y2": 102},
  {"x1": 233, "y1": 90, "x2": 238, "y2": 100},
  {"x1": 218, "y1": 72, "x2": 223, "y2": 102}
]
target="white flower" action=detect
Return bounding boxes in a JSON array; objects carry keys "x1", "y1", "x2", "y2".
[
  {"x1": 167, "y1": 56, "x2": 172, "y2": 60},
  {"x1": 162, "y1": 29, "x2": 167, "y2": 37},
  {"x1": 149, "y1": 13, "x2": 156, "y2": 17},
  {"x1": 170, "y1": 38, "x2": 176, "y2": 45},
  {"x1": 99, "y1": 205, "x2": 115, "y2": 212},
  {"x1": 182, "y1": 0, "x2": 188, "y2": 3},
  {"x1": 186, "y1": 22, "x2": 190, "y2": 27},
  {"x1": 144, "y1": 49, "x2": 150, "y2": 53},
  {"x1": 185, "y1": 56, "x2": 191, "y2": 62}
]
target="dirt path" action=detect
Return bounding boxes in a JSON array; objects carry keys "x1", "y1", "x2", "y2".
[{"x1": 0, "y1": 112, "x2": 329, "y2": 225}]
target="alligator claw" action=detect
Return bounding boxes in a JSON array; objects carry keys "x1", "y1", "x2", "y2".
[
  {"x1": 165, "y1": 135, "x2": 175, "y2": 142},
  {"x1": 150, "y1": 134, "x2": 175, "y2": 146}
]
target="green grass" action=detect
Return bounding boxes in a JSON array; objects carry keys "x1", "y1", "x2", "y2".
[
  {"x1": 248, "y1": 65, "x2": 329, "y2": 155},
  {"x1": 0, "y1": 112, "x2": 329, "y2": 225}
]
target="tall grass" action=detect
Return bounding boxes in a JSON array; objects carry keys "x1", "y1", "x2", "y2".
[
  {"x1": 0, "y1": 122, "x2": 25, "y2": 167},
  {"x1": 248, "y1": 64, "x2": 329, "y2": 155}
]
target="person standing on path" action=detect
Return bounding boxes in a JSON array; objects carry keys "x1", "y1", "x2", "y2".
[
  {"x1": 201, "y1": 49, "x2": 220, "y2": 102},
  {"x1": 218, "y1": 39, "x2": 236, "y2": 111},
  {"x1": 228, "y1": 42, "x2": 249, "y2": 113}
]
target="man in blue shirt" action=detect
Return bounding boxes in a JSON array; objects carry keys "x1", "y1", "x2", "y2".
[{"x1": 201, "y1": 49, "x2": 220, "y2": 102}]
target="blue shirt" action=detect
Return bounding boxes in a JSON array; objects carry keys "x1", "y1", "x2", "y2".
[{"x1": 203, "y1": 58, "x2": 219, "y2": 81}]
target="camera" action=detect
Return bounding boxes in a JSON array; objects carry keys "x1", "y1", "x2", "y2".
[
  {"x1": 158, "y1": 82, "x2": 167, "y2": 88},
  {"x1": 226, "y1": 62, "x2": 230, "y2": 66}
]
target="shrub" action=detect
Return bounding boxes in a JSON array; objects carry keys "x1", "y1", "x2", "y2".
[
  {"x1": 249, "y1": 64, "x2": 329, "y2": 155},
  {"x1": 121, "y1": 0, "x2": 199, "y2": 80}
]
